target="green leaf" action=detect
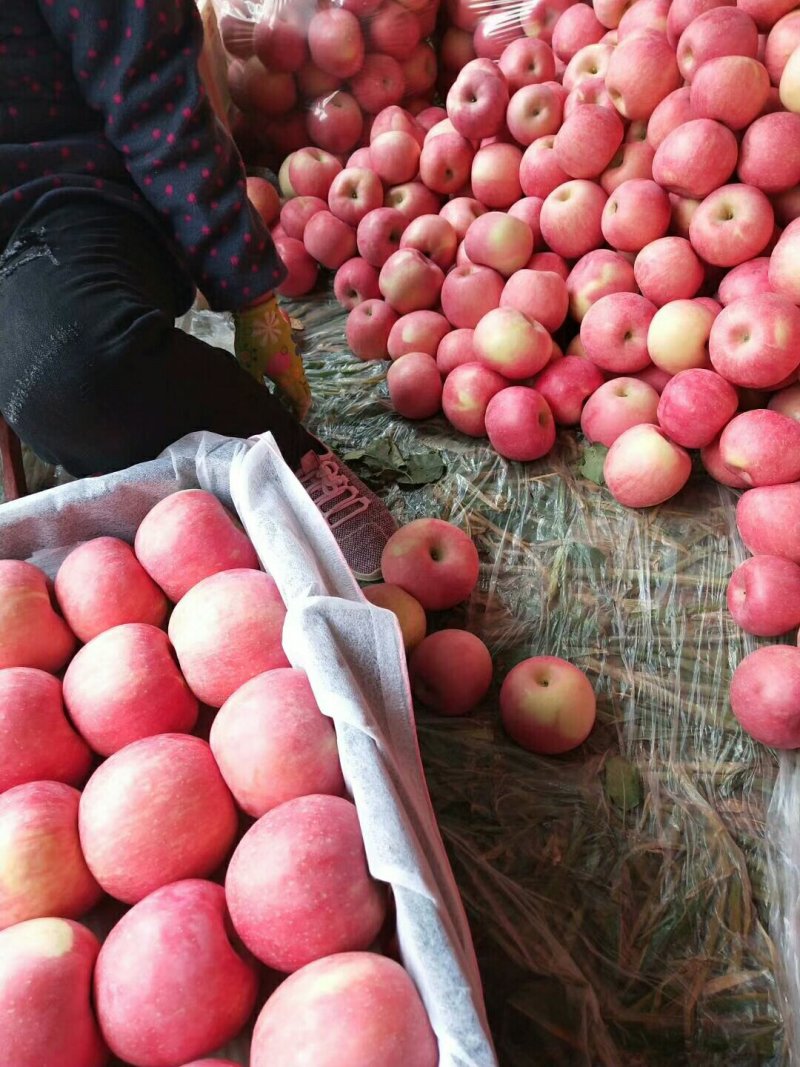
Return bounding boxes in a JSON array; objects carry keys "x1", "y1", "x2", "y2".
[
  {"x1": 343, "y1": 439, "x2": 446, "y2": 489},
  {"x1": 604, "y1": 756, "x2": 642, "y2": 811},
  {"x1": 578, "y1": 443, "x2": 609, "y2": 485}
]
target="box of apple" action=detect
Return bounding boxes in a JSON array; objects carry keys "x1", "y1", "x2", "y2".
[
  {"x1": 258, "y1": 0, "x2": 800, "y2": 514},
  {"x1": 215, "y1": 0, "x2": 440, "y2": 168},
  {"x1": 0, "y1": 432, "x2": 518, "y2": 1066}
]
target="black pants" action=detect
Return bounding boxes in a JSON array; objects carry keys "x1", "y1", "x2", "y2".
[{"x1": 0, "y1": 196, "x2": 315, "y2": 478}]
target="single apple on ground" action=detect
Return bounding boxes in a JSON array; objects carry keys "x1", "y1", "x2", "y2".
[{"x1": 500, "y1": 656, "x2": 596, "y2": 755}]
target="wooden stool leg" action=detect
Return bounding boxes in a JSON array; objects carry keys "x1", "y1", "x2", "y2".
[{"x1": 0, "y1": 417, "x2": 27, "y2": 501}]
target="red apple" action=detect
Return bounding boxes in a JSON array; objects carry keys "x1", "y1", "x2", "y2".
[
  {"x1": 566, "y1": 248, "x2": 637, "y2": 321},
  {"x1": 552, "y1": 4, "x2": 605, "y2": 61},
  {"x1": 0, "y1": 918, "x2": 106, "y2": 1067},
  {"x1": 226, "y1": 794, "x2": 387, "y2": 972},
  {"x1": 501, "y1": 655, "x2": 595, "y2": 754},
  {"x1": 409, "y1": 629, "x2": 492, "y2": 716},
  {"x1": 275, "y1": 235, "x2": 320, "y2": 298},
  {"x1": 402, "y1": 42, "x2": 437, "y2": 95},
  {"x1": 134, "y1": 488, "x2": 258, "y2": 603},
  {"x1": 308, "y1": 8, "x2": 364, "y2": 79},
  {"x1": 254, "y1": 6, "x2": 309, "y2": 73},
  {"x1": 470, "y1": 142, "x2": 523, "y2": 209},
  {"x1": 281, "y1": 196, "x2": 327, "y2": 240},
  {"x1": 297, "y1": 60, "x2": 342, "y2": 100},
  {"x1": 437, "y1": 328, "x2": 477, "y2": 375},
  {"x1": 400, "y1": 214, "x2": 457, "y2": 270},
  {"x1": 250, "y1": 952, "x2": 438, "y2": 1067},
  {"x1": 604, "y1": 424, "x2": 692, "y2": 507},
  {"x1": 474, "y1": 306, "x2": 552, "y2": 379},
  {"x1": 737, "y1": 482, "x2": 800, "y2": 560},
  {"x1": 729, "y1": 645, "x2": 800, "y2": 747},
  {"x1": 540, "y1": 179, "x2": 607, "y2": 258},
  {"x1": 346, "y1": 298, "x2": 399, "y2": 360},
  {"x1": 554, "y1": 103, "x2": 624, "y2": 178},
  {"x1": 378, "y1": 248, "x2": 444, "y2": 313},
  {"x1": 728, "y1": 556, "x2": 800, "y2": 636},
  {"x1": 769, "y1": 217, "x2": 800, "y2": 302},
  {"x1": 719, "y1": 408, "x2": 800, "y2": 485},
  {"x1": 634, "y1": 237, "x2": 705, "y2": 306},
  {"x1": 351, "y1": 54, "x2": 406, "y2": 114},
  {"x1": 499, "y1": 37, "x2": 557, "y2": 90},
  {"x1": 523, "y1": 0, "x2": 574, "y2": 40},
  {"x1": 464, "y1": 211, "x2": 534, "y2": 277},
  {"x1": 304, "y1": 210, "x2": 358, "y2": 269},
  {"x1": 388, "y1": 309, "x2": 450, "y2": 359},
  {"x1": 600, "y1": 140, "x2": 656, "y2": 193},
  {"x1": 387, "y1": 352, "x2": 443, "y2": 418},
  {"x1": 531, "y1": 356, "x2": 605, "y2": 424},
  {"x1": 689, "y1": 183, "x2": 774, "y2": 267},
  {"x1": 656, "y1": 368, "x2": 739, "y2": 448},
  {"x1": 719, "y1": 256, "x2": 773, "y2": 304},
  {"x1": 442, "y1": 361, "x2": 508, "y2": 435},
  {"x1": 606, "y1": 30, "x2": 682, "y2": 119},
  {"x1": 484, "y1": 386, "x2": 556, "y2": 461},
  {"x1": 384, "y1": 180, "x2": 442, "y2": 220},
  {"x1": 363, "y1": 583, "x2": 427, "y2": 651},
  {"x1": 506, "y1": 82, "x2": 564, "y2": 145},
  {"x1": 769, "y1": 382, "x2": 800, "y2": 419},
  {"x1": 581, "y1": 376, "x2": 661, "y2": 445},
  {"x1": 446, "y1": 60, "x2": 510, "y2": 140},
  {"x1": 647, "y1": 87, "x2": 696, "y2": 149},
  {"x1": 0, "y1": 560, "x2": 76, "y2": 673},
  {"x1": 652, "y1": 118, "x2": 739, "y2": 198},
  {"x1": 95, "y1": 879, "x2": 258, "y2": 1066},
  {"x1": 368, "y1": 2, "x2": 421, "y2": 60},
  {"x1": 356, "y1": 206, "x2": 406, "y2": 267},
  {"x1": 667, "y1": 0, "x2": 736, "y2": 45},
  {"x1": 647, "y1": 298, "x2": 717, "y2": 371},
  {"x1": 288, "y1": 147, "x2": 344, "y2": 200},
  {"x1": 738, "y1": 111, "x2": 800, "y2": 192},
  {"x1": 333, "y1": 257, "x2": 381, "y2": 309},
  {"x1": 691, "y1": 55, "x2": 771, "y2": 129},
  {"x1": 246, "y1": 176, "x2": 280, "y2": 229},
  {"x1": 501, "y1": 269, "x2": 568, "y2": 332},
  {"x1": 580, "y1": 292, "x2": 658, "y2": 372},
  {"x1": 520, "y1": 134, "x2": 571, "y2": 198},
  {"x1": 709, "y1": 293, "x2": 800, "y2": 387},
  {"x1": 677, "y1": 7, "x2": 759, "y2": 82},
  {"x1": 601, "y1": 178, "x2": 670, "y2": 253},
  {"x1": 419, "y1": 127, "x2": 474, "y2": 195},
  {"x1": 701, "y1": 434, "x2": 751, "y2": 487},
  {"x1": 381, "y1": 517, "x2": 479, "y2": 610},
  {"x1": 307, "y1": 92, "x2": 364, "y2": 154}
]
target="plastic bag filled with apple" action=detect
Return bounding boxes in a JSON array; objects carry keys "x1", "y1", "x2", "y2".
[{"x1": 212, "y1": 0, "x2": 442, "y2": 167}]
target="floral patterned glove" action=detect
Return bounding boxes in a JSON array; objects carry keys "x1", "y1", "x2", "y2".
[{"x1": 233, "y1": 296, "x2": 312, "y2": 421}]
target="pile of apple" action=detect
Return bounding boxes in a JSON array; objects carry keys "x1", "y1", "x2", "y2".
[
  {"x1": 0, "y1": 490, "x2": 599, "y2": 1066},
  {"x1": 219, "y1": 0, "x2": 441, "y2": 168},
  {"x1": 259, "y1": 0, "x2": 800, "y2": 523}
]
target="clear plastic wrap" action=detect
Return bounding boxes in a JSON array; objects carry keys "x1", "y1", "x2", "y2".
[
  {"x1": 206, "y1": 0, "x2": 441, "y2": 168},
  {"x1": 174, "y1": 290, "x2": 797, "y2": 1065}
]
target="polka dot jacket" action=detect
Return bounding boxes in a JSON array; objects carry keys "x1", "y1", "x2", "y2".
[{"x1": 0, "y1": 0, "x2": 286, "y2": 311}]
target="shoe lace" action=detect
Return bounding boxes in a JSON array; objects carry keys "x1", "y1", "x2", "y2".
[{"x1": 297, "y1": 454, "x2": 369, "y2": 530}]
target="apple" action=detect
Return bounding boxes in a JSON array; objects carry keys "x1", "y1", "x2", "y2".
[
  {"x1": 668, "y1": 192, "x2": 701, "y2": 238},
  {"x1": 677, "y1": 7, "x2": 759, "y2": 82},
  {"x1": 328, "y1": 168, "x2": 384, "y2": 228},
  {"x1": 647, "y1": 298, "x2": 717, "y2": 372},
  {"x1": 600, "y1": 140, "x2": 656, "y2": 194},
  {"x1": 219, "y1": 0, "x2": 255, "y2": 59},
  {"x1": 384, "y1": 181, "x2": 442, "y2": 220},
  {"x1": 370, "y1": 105, "x2": 423, "y2": 144},
  {"x1": 520, "y1": 134, "x2": 571, "y2": 198},
  {"x1": 304, "y1": 210, "x2": 358, "y2": 269},
  {"x1": 0, "y1": 560, "x2": 75, "y2": 673},
  {"x1": 440, "y1": 263, "x2": 505, "y2": 329},
  {"x1": 135, "y1": 488, "x2": 258, "y2": 603},
  {"x1": 508, "y1": 197, "x2": 544, "y2": 247},
  {"x1": 604, "y1": 424, "x2": 692, "y2": 507},
  {"x1": 634, "y1": 237, "x2": 705, "y2": 306},
  {"x1": 506, "y1": 82, "x2": 564, "y2": 145},
  {"x1": 500, "y1": 655, "x2": 595, "y2": 754},
  {"x1": 439, "y1": 196, "x2": 487, "y2": 239},
  {"x1": 656, "y1": 368, "x2": 739, "y2": 448},
  {"x1": 701, "y1": 434, "x2": 750, "y2": 487},
  {"x1": 580, "y1": 292, "x2": 657, "y2": 373},
  {"x1": 437, "y1": 328, "x2": 477, "y2": 375},
  {"x1": 399, "y1": 215, "x2": 457, "y2": 270},
  {"x1": 381, "y1": 517, "x2": 479, "y2": 610},
  {"x1": 0, "y1": 918, "x2": 106, "y2": 1067},
  {"x1": 388, "y1": 310, "x2": 450, "y2": 359},
  {"x1": 470, "y1": 143, "x2": 523, "y2": 209},
  {"x1": 79, "y1": 733, "x2": 237, "y2": 904},
  {"x1": 418, "y1": 127, "x2": 474, "y2": 195},
  {"x1": 647, "y1": 88, "x2": 696, "y2": 150},
  {"x1": 274, "y1": 236, "x2": 319, "y2": 298},
  {"x1": 378, "y1": 248, "x2": 444, "y2": 313},
  {"x1": 709, "y1": 293, "x2": 800, "y2": 387},
  {"x1": 368, "y1": 131, "x2": 420, "y2": 185},
  {"x1": 563, "y1": 75, "x2": 615, "y2": 117},
  {"x1": 346, "y1": 299, "x2": 399, "y2": 360},
  {"x1": 769, "y1": 382, "x2": 800, "y2": 419},
  {"x1": 288, "y1": 148, "x2": 345, "y2": 201},
  {"x1": 737, "y1": 482, "x2": 800, "y2": 560},
  {"x1": 474, "y1": 9, "x2": 525, "y2": 59},
  {"x1": 442, "y1": 361, "x2": 508, "y2": 436},
  {"x1": 246, "y1": 176, "x2": 280, "y2": 229},
  {"x1": 500, "y1": 269, "x2": 567, "y2": 332},
  {"x1": 62, "y1": 622, "x2": 197, "y2": 755},
  {"x1": 738, "y1": 111, "x2": 800, "y2": 192},
  {"x1": 552, "y1": 4, "x2": 605, "y2": 61},
  {"x1": 606, "y1": 30, "x2": 682, "y2": 119},
  {"x1": 356, "y1": 207, "x2": 406, "y2": 268},
  {"x1": 769, "y1": 217, "x2": 800, "y2": 302},
  {"x1": 463, "y1": 212, "x2": 534, "y2": 278},
  {"x1": 250, "y1": 952, "x2": 438, "y2": 1067},
  {"x1": 688, "y1": 183, "x2": 774, "y2": 268},
  {"x1": 566, "y1": 248, "x2": 637, "y2": 321},
  {"x1": 690, "y1": 55, "x2": 771, "y2": 131},
  {"x1": 531, "y1": 356, "x2": 605, "y2": 425},
  {"x1": 95, "y1": 879, "x2": 258, "y2": 1065},
  {"x1": 368, "y1": 2, "x2": 421, "y2": 61},
  {"x1": 226, "y1": 794, "x2": 386, "y2": 972},
  {"x1": 334, "y1": 257, "x2": 381, "y2": 309},
  {"x1": 727, "y1": 556, "x2": 800, "y2": 637},
  {"x1": 718, "y1": 257, "x2": 773, "y2": 304},
  {"x1": 652, "y1": 118, "x2": 740, "y2": 200},
  {"x1": 168, "y1": 569, "x2": 288, "y2": 707},
  {"x1": 297, "y1": 60, "x2": 342, "y2": 100},
  {"x1": 580, "y1": 377, "x2": 660, "y2": 446},
  {"x1": 553, "y1": 103, "x2": 624, "y2": 179},
  {"x1": 742, "y1": 0, "x2": 799, "y2": 31},
  {"x1": 308, "y1": 8, "x2": 364, "y2": 79},
  {"x1": 484, "y1": 386, "x2": 556, "y2": 461},
  {"x1": 599, "y1": 178, "x2": 671, "y2": 257},
  {"x1": 0, "y1": 668, "x2": 91, "y2": 792},
  {"x1": 540, "y1": 179, "x2": 608, "y2": 258},
  {"x1": 441, "y1": 25, "x2": 477, "y2": 71},
  {"x1": 718, "y1": 408, "x2": 800, "y2": 486},
  {"x1": 387, "y1": 352, "x2": 443, "y2": 419},
  {"x1": 474, "y1": 307, "x2": 552, "y2": 380},
  {"x1": 522, "y1": 0, "x2": 574, "y2": 40},
  {"x1": 446, "y1": 61, "x2": 510, "y2": 140},
  {"x1": 307, "y1": 92, "x2": 364, "y2": 154},
  {"x1": 499, "y1": 37, "x2": 557, "y2": 91},
  {"x1": 227, "y1": 59, "x2": 297, "y2": 116},
  {"x1": 618, "y1": 0, "x2": 671, "y2": 37},
  {"x1": 0, "y1": 781, "x2": 101, "y2": 931},
  {"x1": 350, "y1": 54, "x2": 406, "y2": 115},
  {"x1": 408, "y1": 629, "x2": 492, "y2": 716},
  {"x1": 210, "y1": 668, "x2": 344, "y2": 819},
  {"x1": 562, "y1": 42, "x2": 613, "y2": 90},
  {"x1": 529, "y1": 250, "x2": 569, "y2": 278},
  {"x1": 254, "y1": 5, "x2": 308, "y2": 72},
  {"x1": 415, "y1": 106, "x2": 447, "y2": 132},
  {"x1": 363, "y1": 583, "x2": 427, "y2": 651},
  {"x1": 765, "y1": 11, "x2": 800, "y2": 82},
  {"x1": 280, "y1": 196, "x2": 326, "y2": 241},
  {"x1": 402, "y1": 41, "x2": 437, "y2": 95},
  {"x1": 729, "y1": 645, "x2": 800, "y2": 747}
]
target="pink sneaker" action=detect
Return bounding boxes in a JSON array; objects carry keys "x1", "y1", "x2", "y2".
[{"x1": 295, "y1": 449, "x2": 398, "y2": 581}]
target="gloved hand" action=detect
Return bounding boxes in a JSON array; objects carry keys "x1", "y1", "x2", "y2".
[{"x1": 233, "y1": 295, "x2": 312, "y2": 421}]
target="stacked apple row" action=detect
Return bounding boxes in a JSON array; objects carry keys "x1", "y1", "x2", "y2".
[
  {"x1": 218, "y1": 0, "x2": 441, "y2": 168},
  {"x1": 0, "y1": 490, "x2": 443, "y2": 1067}
]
